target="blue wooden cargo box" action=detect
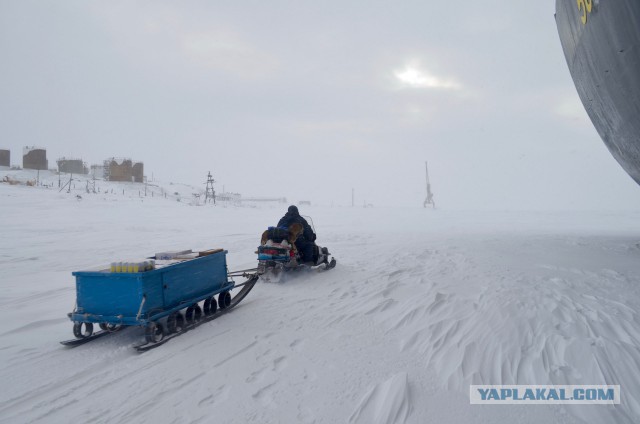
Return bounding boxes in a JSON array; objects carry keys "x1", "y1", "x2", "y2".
[{"x1": 69, "y1": 250, "x2": 234, "y2": 326}]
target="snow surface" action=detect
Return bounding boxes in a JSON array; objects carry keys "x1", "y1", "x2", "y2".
[{"x1": 2, "y1": 170, "x2": 640, "y2": 424}]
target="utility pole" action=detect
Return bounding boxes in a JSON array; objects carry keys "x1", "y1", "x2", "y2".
[
  {"x1": 423, "y1": 161, "x2": 435, "y2": 208},
  {"x1": 59, "y1": 173, "x2": 71, "y2": 193},
  {"x1": 205, "y1": 171, "x2": 216, "y2": 204}
]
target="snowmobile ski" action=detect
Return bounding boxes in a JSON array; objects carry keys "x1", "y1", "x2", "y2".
[{"x1": 323, "y1": 257, "x2": 337, "y2": 270}]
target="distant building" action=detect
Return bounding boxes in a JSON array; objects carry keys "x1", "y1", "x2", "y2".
[
  {"x1": 0, "y1": 149, "x2": 9, "y2": 167},
  {"x1": 57, "y1": 157, "x2": 88, "y2": 174},
  {"x1": 218, "y1": 192, "x2": 242, "y2": 203},
  {"x1": 241, "y1": 196, "x2": 288, "y2": 204},
  {"x1": 104, "y1": 158, "x2": 144, "y2": 182},
  {"x1": 23, "y1": 146, "x2": 47, "y2": 170},
  {"x1": 90, "y1": 164, "x2": 105, "y2": 179},
  {"x1": 132, "y1": 162, "x2": 144, "y2": 183}
]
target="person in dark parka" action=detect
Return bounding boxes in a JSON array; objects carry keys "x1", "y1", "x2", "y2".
[{"x1": 277, "y1": 205, "x2": 316, "y2": 263}]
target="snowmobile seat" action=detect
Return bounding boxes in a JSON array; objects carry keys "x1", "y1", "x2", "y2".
[{"x1": 266, "y1": 226, "x2": 289, "y2": 243}]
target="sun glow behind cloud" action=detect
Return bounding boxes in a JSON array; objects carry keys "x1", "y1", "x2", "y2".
[{"x1": 394, "y1": 66, "x2": 461, "y2": 90}]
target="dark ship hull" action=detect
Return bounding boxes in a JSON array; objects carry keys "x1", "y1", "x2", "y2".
[{"x1": 555, "y1": 0, "x2": 640, "y2": 184}]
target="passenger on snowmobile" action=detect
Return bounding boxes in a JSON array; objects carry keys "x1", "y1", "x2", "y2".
[{"x1": 277, "y1": 205, "x2": 322, "y2": 265}]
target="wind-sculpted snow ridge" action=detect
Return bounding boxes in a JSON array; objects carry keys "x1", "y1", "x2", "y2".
[
  {"x1": 349, "y1": 372, "x2": 411, "y2": 424},
  {"x1": 353, "y1": 239, "x2": 640, "y2": 424}
]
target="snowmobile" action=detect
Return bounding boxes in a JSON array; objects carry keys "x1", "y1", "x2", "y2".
[{"x1": 257, "y1": 224, "x2": 336, "y2": 282}]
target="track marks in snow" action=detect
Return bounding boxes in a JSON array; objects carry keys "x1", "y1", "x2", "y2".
[
  {"x1": 1, "y1": 317, "x2": 68, "y2": 336},
  {"x1": 252, "y1": 382, "x2": 277, "y2": 406},
  {"x1": 246, "y1": 368, "x2": 267, "y2": 383},
  {"x1": 289, "y1": 338, "x2": 304, "y2": 351},
  {"x1": 272, "y1": 356, "x2": 287, "y2": 372},
  {"x1": 0, "y1": 286, "x2": 72, "y2": 308},
  {"x1": 364, "y1": 298, "x2": 397, "y2": 315},
  {"x1": 197, "y1": 385, "x2": 229, "y2": 408},
  {"x1": 213, "y1": 341, "x2": 258, "y2": 367},
  {"x1": 349, "y1": 372, "x2": 412, "y2": 424}
]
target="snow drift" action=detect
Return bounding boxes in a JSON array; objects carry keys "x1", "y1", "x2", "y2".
[{"x1": 1, "y1": 169, "x2": 640, "y2": 423}]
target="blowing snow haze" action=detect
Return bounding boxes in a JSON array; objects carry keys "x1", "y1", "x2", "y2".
[{"x1": 1, "y1": 1, "x2": 639, "y2": 209}]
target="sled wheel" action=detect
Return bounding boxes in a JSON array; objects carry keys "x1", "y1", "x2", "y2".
[
  {"x1": 218, "y1": 291, "x2": 231, "y2": 309},
  {"x1": 99, "y1": 322, "x2": 123, "y2": 332},
  {"x1": 145, "y1": 322, "x2": 164, "y2": 344},
  {"x1": 204, "y1": 297, "x2": 217, "y2": 315},
  {"x1": 73, "y1": 322, "x2": 93, "y2": 338},
  {"x1": 166, "y1": 312, "x2": 185, "y2": 334},
  {"x1": 185, "y1": 304, "x2": 203, "y2": 324}
]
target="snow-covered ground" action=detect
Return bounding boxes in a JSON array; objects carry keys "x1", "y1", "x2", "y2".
[{"x1": 2, "y1": 169, "x2": 640, "y2": 424}]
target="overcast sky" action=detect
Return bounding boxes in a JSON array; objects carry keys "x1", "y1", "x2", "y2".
[{"x1": 2, "y1": 1, "x2": 639, "y2": 209}]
